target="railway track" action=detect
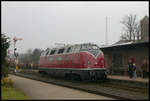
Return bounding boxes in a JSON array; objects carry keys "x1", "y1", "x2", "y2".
[
  {"x1": 100, "y1": 82, "x2": 148, "y2": 94},
  {"x1": 11, "y1": 69, "x2": 149, "y2": 100}
]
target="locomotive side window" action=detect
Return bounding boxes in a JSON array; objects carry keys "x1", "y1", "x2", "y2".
[
  {"x1": 48, "y1": 50, "x2": 51, "y2": 55},
  {"x1": 66, "y1": 47, "x2": 71, "y2": 53},
  {"x1": 58, "y1": 48, "x2": 65, "y2": 54},
  {"x1": 46, "y1": 51, "x2": 49, "y2": 56},
  {"x1": 50, "y1": 50, "x2": 56, "y2": 55}
]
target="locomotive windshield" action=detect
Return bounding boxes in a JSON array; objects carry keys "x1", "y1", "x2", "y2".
[
  {"x1": 80, "y1": 44, "x2": 101, "y2": 57},
  {"x1": 80, "y1": 44, "x2": 99, "y2": 50}
]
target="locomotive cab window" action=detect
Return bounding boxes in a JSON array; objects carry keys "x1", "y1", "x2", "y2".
[
  {"x1": 80, "y1": 44, "x2": 99, "y2": 51},
  {"x1": 80, "y1": 45, "x2": 88, "y2": 50},
  {"x1": 80, "y1": 44, "x2": 100, "y2": 57},
  {"x1": 50, "y1": 50, "x2": 56, "y2": 55},
  {"x1": 70, "y1": 46, "x2": 76, "y2": 53},
  {"x1": 92, "y1": 45, "x2": 98, "y2": 50},
  {"x1": 74, "y1": 45, "x2": 81, "y2": 53}
]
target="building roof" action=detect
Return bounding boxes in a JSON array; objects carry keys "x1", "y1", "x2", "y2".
[
  {"x1": 141, "y1": 15, "x2": 149, "y2": 22},
  {"x1": 113, "y1": 40, "x2": 131, "y2": 45},
  {"x1": 100, "y1": 40, "x2": 149, "y2": 49}
]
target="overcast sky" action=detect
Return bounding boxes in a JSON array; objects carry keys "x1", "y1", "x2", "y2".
[{"x1": 2, "y1": 1, "x2": 149, "y2": 53}]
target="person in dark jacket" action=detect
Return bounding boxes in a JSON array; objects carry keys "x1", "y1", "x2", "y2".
[
  {"x1": 133, "y1": 63, "x2": 137, "y2": 78},
  {"x1": 128, "y1": 59, "x2": 133, "y2": 78},
  {"x1": 141, "y1": 59, "x2": 148, "y2": 78},
  {"x1": 129, "y1": 56, "x2": 134, "y2": 63},
  {"x1": 26, "y1": 64, "x2": 29, "y2": 69}
]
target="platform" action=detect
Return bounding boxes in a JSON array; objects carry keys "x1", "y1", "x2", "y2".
[
  {"x1": 108, "y1": 75, "x2": 149, "y2": 83},
  {"x1": 107, "y1": 75, "x2": 149, "y2": 87}
]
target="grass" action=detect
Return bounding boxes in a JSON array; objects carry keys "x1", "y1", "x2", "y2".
[{"x1": 1, "y1": 86, "x2": 29, "y2": 100}]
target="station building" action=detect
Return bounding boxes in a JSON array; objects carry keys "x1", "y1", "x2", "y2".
[
  {"x1": 101, "y1": 40, "x2": 149, "y2": 76},
  {"x1": 100, "y1": 15, "x2": 149, "y2": 76}
]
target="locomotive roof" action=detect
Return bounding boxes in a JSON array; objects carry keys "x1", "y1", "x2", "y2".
[{"x1": 45, "y1": 43, "x2": 97, "y2": 51}]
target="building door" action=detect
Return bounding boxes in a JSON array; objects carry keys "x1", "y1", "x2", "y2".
[{"x1": 112, "y1": 53, "x2": 123, "y2": 75}]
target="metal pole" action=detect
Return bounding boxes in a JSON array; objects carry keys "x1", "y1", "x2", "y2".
[
  {"x1": 14, "y1": 39, "x2": 18, "y2": 72},
  {"x1": 14, "y1": 39, "x2": 16, "y2": 72},
  {"x1": 13, "y1": 37, "x2": 22, "y2": 72},
  {"x1": 105, "y1": 16, "x2": 108, "y2": 45}
]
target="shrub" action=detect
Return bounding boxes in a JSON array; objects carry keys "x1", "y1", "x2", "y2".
[
  {"x1": 2, "y1": 77, "x2": 14, "y2": 88},
  {"x1": 2, "y1": 66, "x2": 9, "y2": 78},
  {"x1": 2, "y1": 33, "x2": 10, "y2": 78}
]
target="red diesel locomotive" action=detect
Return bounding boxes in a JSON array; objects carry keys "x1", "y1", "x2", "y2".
[{"x1": 38, "y1": 43, "x2": 107, "y2": 81}]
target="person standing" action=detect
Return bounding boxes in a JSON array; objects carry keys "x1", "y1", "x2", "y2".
[
  {"x1": 147, "y1": 62, "x2": 149, "y2": 78},
  {"x1": 26, "y1": 64, "x2": 28, "y2": 69},
  {"x1": 129, "y1": 56, "x2": 135, "y2": 63},
  {"x1": 141, "y1": 59, "x2": 148, "y2": 78},
  {"x1": 128, "y1": 59, "x2": 133, "y2": 78},
  {"x1": 133, "y1": 63, "x2": 137, "y2": 78},
  {"x1": 30, "y1": 63, "x2": 33, "y2": 70}
]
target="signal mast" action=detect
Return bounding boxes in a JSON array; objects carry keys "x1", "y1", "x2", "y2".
[{"x1": 13, "y1": 37, "x2": 23, "y2": 72}]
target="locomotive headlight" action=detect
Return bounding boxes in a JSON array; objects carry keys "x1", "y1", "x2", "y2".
[
  {"x1": 101, "y1": 60, "x2": 104, "y2": 65},
  {"x1": 87, "y1": 60, "x2": 90, "y2": 65}
]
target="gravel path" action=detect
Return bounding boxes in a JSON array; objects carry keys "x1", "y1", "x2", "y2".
[{"x1": 10, "y1": 75, "x2": 114, "y2": 100}]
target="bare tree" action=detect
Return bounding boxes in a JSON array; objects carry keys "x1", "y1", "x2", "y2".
[
  {"x1": 135, "y1": 23, "x2": 141, "y2": 40},
  {"x1": 32, "y1": 48, "x2": 43, "y2": 65},
  {"x1": 120, "y1": 32, "x2": 130, "y2": 40},
  {"x1": 18, "y1": 48, "x2": 43, "y2": 66},
  {"x1": 18, "y1": 49, "x2": 33, "y2": 64},
  {"x1": 120, "y1": 14, "x2": 141, "y2": 41}
]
